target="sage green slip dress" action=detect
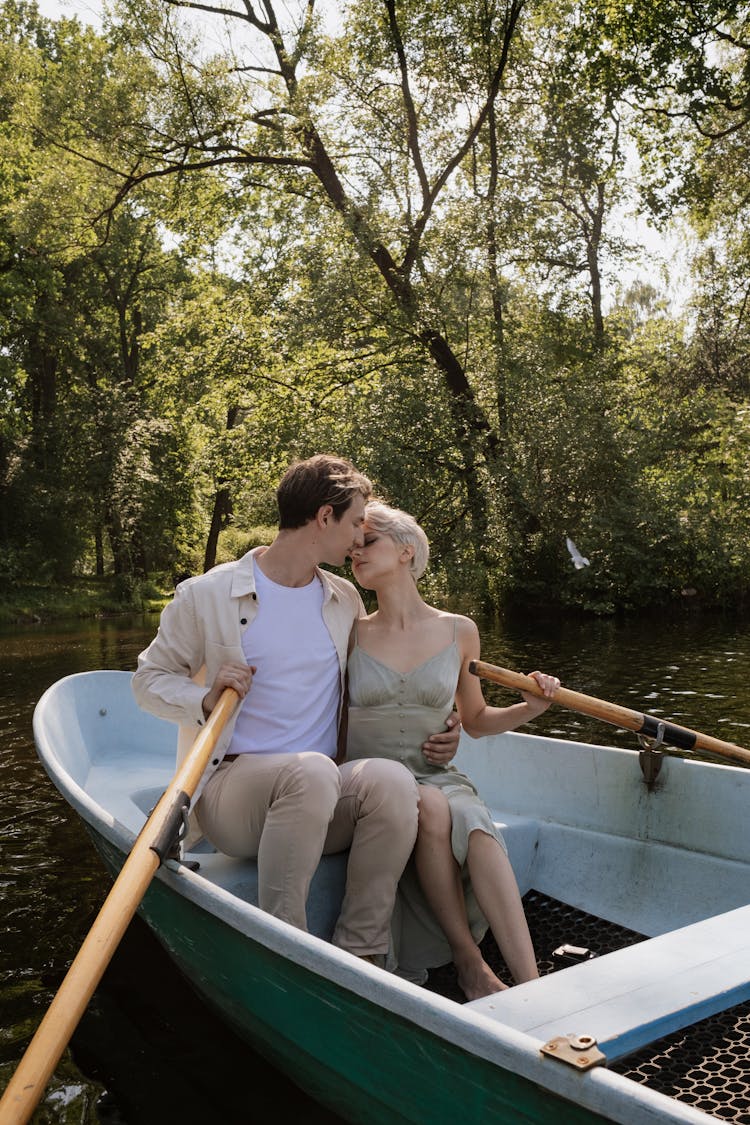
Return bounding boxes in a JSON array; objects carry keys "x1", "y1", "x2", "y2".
[{"x1": 346, "y1": 629, "x2": 507, "y2": 981}]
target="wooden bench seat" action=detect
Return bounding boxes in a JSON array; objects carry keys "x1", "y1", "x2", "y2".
[{"x1": 466, "y1": 903, "x2": 750, "y2": 1062}]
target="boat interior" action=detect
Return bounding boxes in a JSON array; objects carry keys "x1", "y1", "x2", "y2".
[{"x1": 34, "y1": 670, "x2": 750, "y2": 1124}]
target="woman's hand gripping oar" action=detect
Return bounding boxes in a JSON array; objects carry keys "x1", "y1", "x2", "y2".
[
  {"x1": 0, "y1": 688, "x2": 240, "y2": 1125},
  {"x1": 469, "y1": 661, "x2": 750, "y2": 767}
]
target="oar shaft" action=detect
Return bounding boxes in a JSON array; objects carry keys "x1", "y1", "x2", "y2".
[
  {"x1": 469, "y1": 661, "x2": 750, "y2": 767},
  {"x1": 0, "y1": 688, "x2": 238, "y2": 1125}
]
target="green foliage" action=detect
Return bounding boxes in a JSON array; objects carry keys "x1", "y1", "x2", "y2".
[
  {"x1": 214, "y1": 525, "x2": 279, "y2": 566},
  {"x1": 1, "y1": 0, "x2": 750, "y2": 617}
]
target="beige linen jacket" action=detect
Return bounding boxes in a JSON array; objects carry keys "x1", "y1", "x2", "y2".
[{"x1": 132, "y1": 545, "x2": 365, "y2": 848}]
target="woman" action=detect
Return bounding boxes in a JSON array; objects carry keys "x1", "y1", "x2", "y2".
[{"x1": 346, "y1": 501, "x2": 559, "y2": 1000}]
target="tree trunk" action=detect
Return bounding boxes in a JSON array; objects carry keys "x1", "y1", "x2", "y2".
[
  {"x1": 95, "y1": 524, "x2": 104, "y2": 577},
  {"x1": 586, "y1": 184, "x2": 606, "y2": 349},
  {"x1": 203, "y1": 406, "x2": 239, "y2": 573},
  {"x1": 105, "y1": 506, "x2": 128, "y2": 575},
  {"x1": 203, "y1": 486, "x2": 233, "y2": 573}
]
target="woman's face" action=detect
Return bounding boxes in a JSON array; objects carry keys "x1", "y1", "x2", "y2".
[{"x1": 350, "y1": 521, "x2": 405, "y2": 588}]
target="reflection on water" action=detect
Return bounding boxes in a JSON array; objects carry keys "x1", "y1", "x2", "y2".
[{"x1": 0, "y1": 609, "x2": 749, "y2": 1122}]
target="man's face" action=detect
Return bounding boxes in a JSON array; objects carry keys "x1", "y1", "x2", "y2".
[{"x1": 318, "y1": 494, "x2": 367, "y2": 566}]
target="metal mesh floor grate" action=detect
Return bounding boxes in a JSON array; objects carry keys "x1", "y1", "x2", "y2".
[
  {"x1": 612, "y1": 1000, "x2": 750, "y2": 1124},
  {"x1": 426, "y1": 890, "x2": 750, "y2": 1123}
]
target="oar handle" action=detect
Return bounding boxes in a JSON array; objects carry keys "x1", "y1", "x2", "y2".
[
  {"x1": 469, "y1": 661, "x2": 750, "y2": 766},
  {"x1": 470, "y1": 662, "x2": 638, "y2": 728},
  {"x1": 0, "y1": 688, "x2": 239, "y2": 1125}
]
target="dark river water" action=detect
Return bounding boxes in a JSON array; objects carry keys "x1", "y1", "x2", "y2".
[{"x1": 0, "y1": 608, "x2": 748, "y2": 1123}]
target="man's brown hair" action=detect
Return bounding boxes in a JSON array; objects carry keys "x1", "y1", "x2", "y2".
[{"x1": 277, "y1": 455, "x2": 372, "y2": 529}]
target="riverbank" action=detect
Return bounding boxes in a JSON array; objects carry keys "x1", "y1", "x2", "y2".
[
  {"x1": 0, "y1": 577, "x2": 171, "y2": 626},
  {"x1": 0, "y1": 574, "x2": 742, "y2": 629}
]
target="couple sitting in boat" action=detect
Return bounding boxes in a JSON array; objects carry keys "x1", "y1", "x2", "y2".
[{"x1": 133, "y1": 454, "x2": 558, "y2": 1001}]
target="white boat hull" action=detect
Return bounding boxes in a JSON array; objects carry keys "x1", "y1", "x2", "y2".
[{"x1": 32, "y1": 671, "x2": 750, "y2": 1125}]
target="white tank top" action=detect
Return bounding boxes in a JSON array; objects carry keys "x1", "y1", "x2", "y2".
[{"x1": 229, "y1": 560, "x2": 339, "y2": 757}]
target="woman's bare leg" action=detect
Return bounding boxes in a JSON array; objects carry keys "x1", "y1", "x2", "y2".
[
  {"x1": 466, "y1": 830, "x2": 539, "y2": 984},
  {"x1": 414, "y1": 785, "x2": 506, "y2": 999}
]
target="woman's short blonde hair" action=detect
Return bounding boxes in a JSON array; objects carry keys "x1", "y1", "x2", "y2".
[{"x1": 365, "y1": 501, "x2": 429, "y2": 581}]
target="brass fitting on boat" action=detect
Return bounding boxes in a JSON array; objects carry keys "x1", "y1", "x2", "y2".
[{"x1": 541, "y1": 1034, "x2": 606, "y2": 1070}]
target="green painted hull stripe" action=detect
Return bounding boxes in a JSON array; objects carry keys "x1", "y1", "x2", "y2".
[{"x1": 129, "y1": 871, "x2": 610, "y2": 1125}]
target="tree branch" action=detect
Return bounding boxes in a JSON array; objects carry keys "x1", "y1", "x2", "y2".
[
  {"x1": 162, "y1": 0, "x2": 261, "y2": 27},
  {"x1": 402, "y1": 0, "x2": 526, "y2": 275},
  {"x1": 384, "y1": 0, "x2": 430, "y2": 201}
]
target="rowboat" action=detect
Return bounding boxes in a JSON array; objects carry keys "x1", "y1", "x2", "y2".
[{"x1": 32, "y1": 670, "x2": 750, "y2": 1125}]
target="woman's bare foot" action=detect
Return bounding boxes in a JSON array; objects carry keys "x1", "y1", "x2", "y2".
[{"x1": 454, "y1": 949, "x2": 508, "y2": 1000}]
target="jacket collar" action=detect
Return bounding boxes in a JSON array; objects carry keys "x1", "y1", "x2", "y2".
[{"x1": 230, "y1": 544, "x2": 340, "y2": 603}]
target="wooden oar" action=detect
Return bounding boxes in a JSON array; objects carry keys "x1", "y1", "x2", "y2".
[
  {"x1": 469, "y1": 660, "x2": 750, "y2": 767},
  {"x1": 0, "y1": 687, "x2": 239, "y2": 1125}
]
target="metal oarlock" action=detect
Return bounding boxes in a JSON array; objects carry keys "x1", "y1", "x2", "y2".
[
  {"x1": 637, "y1": 720, "x2": 665, "y2": 788},
  {"x1": 149, "y1": 789, "x2": 191, "y2": 864}
]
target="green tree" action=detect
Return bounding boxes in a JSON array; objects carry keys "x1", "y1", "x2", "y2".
[{"x1": 0, "y1": 1, "x2": 200, "y2": 583}]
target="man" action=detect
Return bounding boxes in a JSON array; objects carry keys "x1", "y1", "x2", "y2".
[{"x1": 133, "y1": 454, "x2": 459, "y2": 962}]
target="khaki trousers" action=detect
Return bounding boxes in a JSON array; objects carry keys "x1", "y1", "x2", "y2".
[{"x1": 195, "y1": 752, "x2": 419, "y2": 956}]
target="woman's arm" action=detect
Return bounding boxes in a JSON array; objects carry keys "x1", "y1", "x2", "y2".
[{"x1": 453, "y1": 617, "x2": 558, "y2": 738}]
